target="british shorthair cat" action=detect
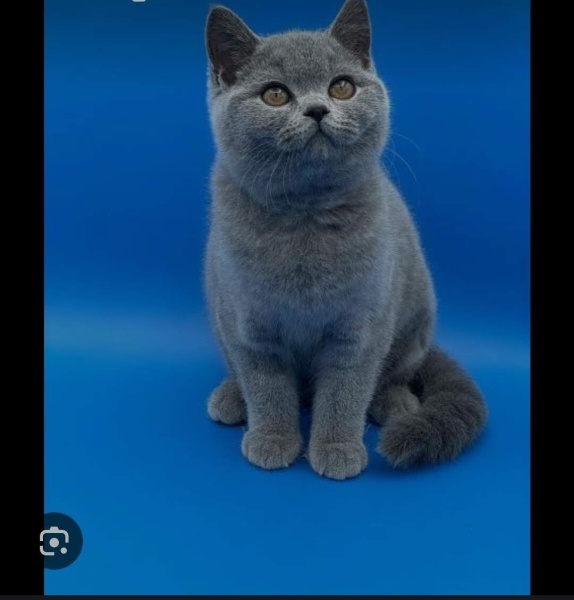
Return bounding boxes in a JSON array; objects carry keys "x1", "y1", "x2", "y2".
[{"x1": 203, "y1": 0, "x2": 487, "y2": 480}]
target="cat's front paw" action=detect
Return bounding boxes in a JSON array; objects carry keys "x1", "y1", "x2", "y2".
[
  {"x1": 207, "y1": 379, "x2": 246, "y2": 425},
  {"x1": 308, "y1": 440, "x2": 368, "y2": 480},
  {"x1": 241, "y1": 429, "x2": 303, "y2": 470}
]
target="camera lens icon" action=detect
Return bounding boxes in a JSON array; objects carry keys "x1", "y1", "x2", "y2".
[
  {"x1": 41, "y1": 513, "x2": 83, "y2": 569},
  {"x1": 40, "y1": 526, "x2": 69, "y2": 556}
]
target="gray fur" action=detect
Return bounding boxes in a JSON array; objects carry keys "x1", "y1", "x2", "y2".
[{"x1": 203, "y1": 0, "x2": 487, "y2": 480}]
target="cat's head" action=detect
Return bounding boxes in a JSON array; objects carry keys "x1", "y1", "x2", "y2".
[{"x1": 206, "y1": 0, "x2": 390, "y2": 204}]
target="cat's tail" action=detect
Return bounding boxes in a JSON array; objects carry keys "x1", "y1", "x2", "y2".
[{"x1": 378, "y1": 345, "x2": 487, "y2": 468}]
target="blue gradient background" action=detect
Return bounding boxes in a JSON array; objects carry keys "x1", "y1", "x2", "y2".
[{"x1": 44, "y1": 0, "x2": 530, "y2": 594}]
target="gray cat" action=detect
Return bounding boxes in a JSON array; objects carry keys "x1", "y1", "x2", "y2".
[{"x1": 203, "y1": 0, "x2": 487, "y2": 480}]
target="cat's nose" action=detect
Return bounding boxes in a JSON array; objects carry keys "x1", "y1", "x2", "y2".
[{"x1": 304, "y1": 105, "x2": 330, "y2": 123}]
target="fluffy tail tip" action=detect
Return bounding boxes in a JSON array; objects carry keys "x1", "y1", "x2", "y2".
[{"x1": 377, "y1": 393, "x2": 488, "y2": 469}]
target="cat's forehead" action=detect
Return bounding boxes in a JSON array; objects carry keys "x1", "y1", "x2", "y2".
[{"x1": 247, "y1": 31, "x2": 359, "y2": 87}]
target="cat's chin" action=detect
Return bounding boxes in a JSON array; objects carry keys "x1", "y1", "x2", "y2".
[{"x1": 302, "y1": 130, "x2": 338, "y2": 160}]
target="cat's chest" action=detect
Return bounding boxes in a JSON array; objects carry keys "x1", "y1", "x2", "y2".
[
  {"x1": 255, "y1": 225, "x2": 340, "y2": 274},
  {"x1": 237, "y1": 217, "x2": 376, "y2": 301}
]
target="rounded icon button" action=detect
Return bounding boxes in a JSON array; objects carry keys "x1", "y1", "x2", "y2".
[{"x1": 41, "y1": 513, "x2": 83, "y2": 570}]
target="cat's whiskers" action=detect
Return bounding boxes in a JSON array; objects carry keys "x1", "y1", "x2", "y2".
[
  {"x1": 379, "y1": 137, "x2": 401, "y2": 187},
  {"x1": 235, "y1": 140, "x2": 273, "y2": 180},
  {"x1": 233, "y1": 141, "x2": 280, "y2": 210},
  {"x1": 248, "y1": 147, "x2": 283, "y2": 211},
  {"x1": 391, "y1": 131, "x2": 422, "y2": 155},
  {"x1": 386, "y1": 140, "x2": 417, "y2": 182},
  {"x1": 235, "y1": 144, "x2": 269, "y2": 196},
  {"x1": 265, "y1": 153, "x2": 284, "y2": 210},
  {"x1": 382, "y1": 153, "x2": 403, "y2": 192},
  {"x1": 242, "y1": 143, "x2": 280, "y2": 189},
  {"x1": 281, "y1": 151, "x2": 294, "y2": 208}
]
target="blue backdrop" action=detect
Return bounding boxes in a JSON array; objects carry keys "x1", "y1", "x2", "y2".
[{"x1": 45, "y1": 0, "x2": 530, "y2": 594}]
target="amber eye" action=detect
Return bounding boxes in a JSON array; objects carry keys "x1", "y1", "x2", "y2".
[
  {"x1": 329, "y1": 78, "x2": 356, "y2": 100},
  {"x1": 262, "y1": 86, "x2": 290, "y2": 107}
]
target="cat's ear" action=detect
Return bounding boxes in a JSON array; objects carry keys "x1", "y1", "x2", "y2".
[
  {"x1": 329, "y1": 0, "x2": 372, "y2": 68},
  {"x1": 206, "y1": 6, "x2": 260, "y2": 86}
]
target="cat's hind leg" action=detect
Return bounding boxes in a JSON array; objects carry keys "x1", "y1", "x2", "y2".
[
  {"x1": 207, "y1": 378, "x2": 247, "y2": 425},
  {"x1": 368, "y1": 385, "x2": 420, "y2": 426}
]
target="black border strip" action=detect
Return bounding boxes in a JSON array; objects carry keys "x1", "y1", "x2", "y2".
[
  {"x1": 4, "y1": 0, "x2": 45, "y2": 595},
  {"x1": 35, "y1": 0, "x2": 46, "y2": 593},
  {"x1": 530, "y1": 0, "x2": 571, "y2": 594},
  {"x1": 529, "y1": 0, "x2": 537, "y2": 593}
]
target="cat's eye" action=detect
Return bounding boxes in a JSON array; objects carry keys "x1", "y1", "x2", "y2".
[
  {"x1": 329, "y1": 78, "x2": 356, "y2": 100},
  {"x1": 262, "y1": 86, "x2": 290, "y2": 107}
]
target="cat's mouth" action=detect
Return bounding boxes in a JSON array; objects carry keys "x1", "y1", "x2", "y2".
[{"x1": 305, "y1": 126, "x2": 336, "y2": 148}]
